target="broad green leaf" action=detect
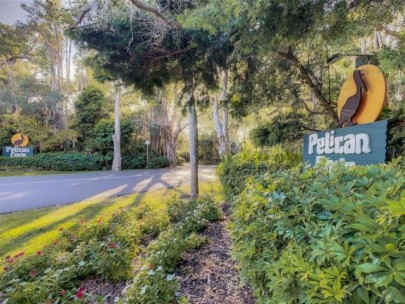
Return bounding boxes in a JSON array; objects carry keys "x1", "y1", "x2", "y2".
[
  {"x1": 386, "y1": 200, "x2": 405, "y2": 216},
  {"x1": 356, "y1": 287, "x2": 370, "y2": 303},
  {"x1": 357, "y1": 214, "x2": 379, "y2": 229},
  {"x1": 357, "y1": 263, "x2": 386, "y2": 273},
  {"x1": 346, "y1": 223, "x2": 372, "y2": 232},
  {"x1": 395, "y1": 260, "x2": 405, "y2": 271},
  {"x1": 394, "y1": 273, "x2": 405, "y2": 286},
  {"x1": 388, "y1": 286, "x2": 405, "y2": 303},
  {"x1": 382, "y1": 274, "x2": 394, "y2": 287}
]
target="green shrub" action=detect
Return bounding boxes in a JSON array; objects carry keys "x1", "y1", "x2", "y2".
[
  {"x1": 167, "y1": 195, "x2": 220, "y2": 224},
  {"x1": 148, "y1": 196, "x2": 219, "y2": 271},
  {"x1": 122, "y1": 155, "x2": 147, "y2": 169},
  {"x1": 176, "y1": 155, "x2": 185, "y2": 166},
  {"x1": 231, "y1": 162, "x2": 405, "y2": 303},
  {"x1": 250, "y1": 112, "x2": 309, "y2": 148},
  {"x1": 0, "y1": 152, "x2": 104, "y2": 171},
  {"x1": 72, "y1": 238, "x2": 133, "y2": 282},
  {"x1": 148, "y1": 230, "x2": 207, "y2": 271},
  {"x1": 216, "y1": 147, "x2": 301, "y2": 201},
  {"x1": 0, "y1": 151, "x2": 170, "y2": 171},
  {"x1": 0, "y1": 208, "x2": 166, "y2": 303},
  {"x1": 123, "y1": 196, "x2": 221, "y2": 303},
  {"x1": 121, "y1": 140, "x2": 170, "y2": 169},
  {"x1": 1, "y1": 249, "x2": 84, "y2": 303},
  {"x1": 0, "y1": 196, "x2": 219, "y2": 304},
  {"x1": 123, "y1": 266, "x2": 185, "y2": 304},
  {"x1": 121, "y1": 154, "x2": 169, "y2": 170},
  {"x1": 147, "y1": 155, "x2": 170, "y2": 169}
]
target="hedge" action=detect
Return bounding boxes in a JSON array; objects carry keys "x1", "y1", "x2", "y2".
[
  {"x1": 216, "y1": 147, "x2": 301, "y2": 201},
  {"x1": 0, "y1": 153, "x2": 104, "y2": 171},
  {"x1": 230, "y1": 162, "x2": 405, "y2": 304},
  {"x1": 0, "y1": 153, "x2": 170, "y2": 171}
]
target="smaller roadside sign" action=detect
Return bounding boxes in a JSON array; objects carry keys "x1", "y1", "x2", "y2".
[{"x1": 2, "y1": 146, "x2": 34, "y2": 157}]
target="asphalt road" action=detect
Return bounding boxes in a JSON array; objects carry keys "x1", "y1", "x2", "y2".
[{"x1": 0, "y1": 165, "x2": 216, "y2": 214}]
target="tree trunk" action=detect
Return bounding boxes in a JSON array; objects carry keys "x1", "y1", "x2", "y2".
[
  {"x1": 213, "y1": 69, "x2": 230, "y2": 157},
  {"x1": 64, "y1": 38, "x2": 72, "y2": 128},
  {"x1": 112, "y1": 86, "x2": 122, "y2": 172},
  {"x1": 278, "y1": 50, "x2": 339, "y2": 123},
  {"x1": 150, "y1": 93, "x2": 164, "y2": 155},
  {"x1": 188, "y1": 90, "x2": 198, "y2": 198},
  {"x1": 165, "y1": 135, "x2": 178, "y2": 167},
  {"x1": 213, "y1": 98, "x2": 228, "y2": 156}
]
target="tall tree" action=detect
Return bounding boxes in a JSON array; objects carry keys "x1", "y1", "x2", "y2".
[
  {"x1": 149, "y1": 84, "x2": 188, "y2": 167},
  {"x1": 180, "y1": 0, "x2": 404, "y2": 124},
  {"x1": 69, "y1": 0, "x2": 231, "y2": 197},
  {"x1": 112, "y1": 84, "x2": 122, "y2": 171},
  {"x1": 0, "y1": 23, "x2": 33, "y2": 69},
  {"x1": 212, "y1": 69, "x2": 230, "y2": 157},
  {"x1": 72, "y1": 85, "x2": 109, "y2": 146},
  {"x1": 22, "y1": 0, "x2": 73, "y2": 126}
]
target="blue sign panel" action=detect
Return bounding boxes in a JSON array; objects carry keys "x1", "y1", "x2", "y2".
[
  {"x1": 303, "y1": 120, "x2": 387, "y2": 166},
  {"x1": 2, "y1": 146, "x2": 34, "y2": 157}
]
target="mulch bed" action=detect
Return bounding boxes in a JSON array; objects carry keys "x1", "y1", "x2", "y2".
[
  {"x1": 176, "y1": 205, "x2": 255, "y2": 304},
  {"x1": 79, "y1": 204, "x2": 255, "y2": 304},
  {"x1": 79, "y1": 278, "x2": 127, "y2": 303}
]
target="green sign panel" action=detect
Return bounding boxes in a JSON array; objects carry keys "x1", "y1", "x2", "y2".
[
  {"x1": 303, "y1": 120, "x2": 387, "y2": 166},
  {"x1": 2, "y1": 146, "x2": 34, "y2": 157}
]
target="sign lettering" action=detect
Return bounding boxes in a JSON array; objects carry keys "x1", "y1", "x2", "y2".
[
  {"x1": 2, "y1": 146, "x2": 34, "y2": 157},
  {"x1": 304, "y1": 121, "x2": 387, "y2": 166}
]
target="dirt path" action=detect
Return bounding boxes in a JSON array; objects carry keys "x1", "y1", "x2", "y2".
[{"x1": 176, "y1": 207, "x2": 255, "y2": 304}]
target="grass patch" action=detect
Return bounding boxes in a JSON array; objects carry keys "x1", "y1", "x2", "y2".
[
  {"x1": 0, "y1": 170, "x2": 85, "y2": 177},
  {"x1": 0, "y1": 181, "x2": 220, "y2": 259}
]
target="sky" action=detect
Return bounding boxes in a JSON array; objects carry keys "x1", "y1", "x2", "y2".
[{"x1": 0, "y1": 0, "x2": 32, "y2": 24}]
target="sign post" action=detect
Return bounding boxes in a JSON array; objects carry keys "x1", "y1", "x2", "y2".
[{"x1": 145, "y1": 140, "x2": 150, "y2": 168}]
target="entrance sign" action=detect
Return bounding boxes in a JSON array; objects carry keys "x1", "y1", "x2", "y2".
[
  {"x1": 3, "y1": 146, "x2": 34, "y2": 157},
  {"x1": 338, "y1": 64, "x2": 387, "y2": 125},
  {"x1": 11, "y1": 133, "x2": 29, "y2": 147},
  {"x1": 303, "y1": 64, "x2": 388, "y2": 167},
  {"x1": 304, "y1": 121, "x2": 387, "y2": 166}
]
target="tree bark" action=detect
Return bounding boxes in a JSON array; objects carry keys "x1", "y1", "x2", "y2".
[
  {"x1": 69, "y1": 0, "x2": 98, "y2": 29},
  {"x1": 278, "y1": 50, "x2": 339, "y2": 123},
  {"x1": 213, "y1": 98, "x2": 228, "y2": 156},
  {"x1": 112, "y1": 86, "x2": 122, "y2": 172},
  {"x1": 213, "y1": 69, "x2": 230, "y2": 157},
  {"x1": 129, "y1": 0, "x2": 176, "y2": 28},
  {"x1": 188, "y1": 90, "x2": 198, "y2": 198}
]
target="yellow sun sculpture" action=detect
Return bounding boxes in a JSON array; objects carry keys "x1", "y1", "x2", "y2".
[
  {"x1": 338, "y1": 64, "x2": 387, "y2": 125},
  {"x1": 11, "y1": 133, "x2": 29, "y2": 147}
]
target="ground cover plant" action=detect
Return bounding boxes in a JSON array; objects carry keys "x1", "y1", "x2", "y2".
[
  {"x1": 123, "y1": 196, "x2": 221, "y2": 303},
  {"x1": 0, "y1": 186, "x2": 221, "y2": 303},
  {"x1": 230, "y1": 161, "x2": 405, "y2": 303},
  {"x1": 1, "y1": 208, "x2": 157, "y2": 303}
]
